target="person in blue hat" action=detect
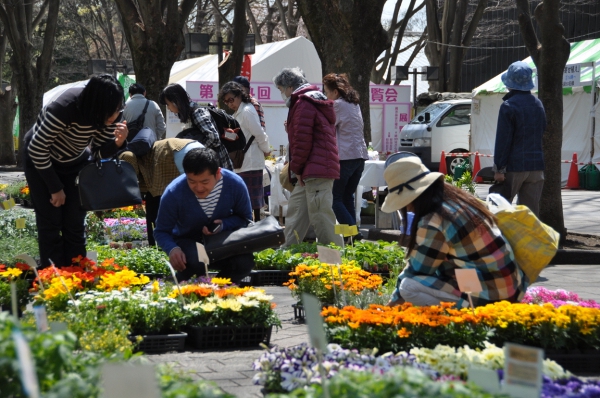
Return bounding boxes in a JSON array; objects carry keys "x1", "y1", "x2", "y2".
[{"x1": 493, "y1": 61, "x2": 546, "y2": 216}]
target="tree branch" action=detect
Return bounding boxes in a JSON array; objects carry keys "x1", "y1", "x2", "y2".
[
  {"x1": 275, "y1": 0, "x2": 292, "y2": 38},
  {"x1": 32, "y1": 0, "x2": 49, "y2": 30},
  {"x1": 246, "y1": 2, "x2": 263, "y2": 44},
  {"x1": 462, "y1": 0, "x2": 487, "y2": 48},
  {"x1": 37, "y1": 0, "x2": 60, "y2": 84},
  {"x1": 515, "y1": 0, "x2": 540, "y2": 64},
  {"x1": 209, "y1": 0, "x2": 234, "y2": 30}
]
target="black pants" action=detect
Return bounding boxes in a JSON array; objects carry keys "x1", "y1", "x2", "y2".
[
  {"x1": 144, "y1": 193, "x2": 161, "y2": 246},
  {"x1": 175, "y1": 238, "x2": 254, "y2": 284},
  {"x1": 24, "y1": 157, "x2": 87, "y2": 268}
]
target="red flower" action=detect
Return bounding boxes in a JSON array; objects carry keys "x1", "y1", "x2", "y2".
[{"x1": 14, "y1": 262, "x2": 31, "y2": 271}]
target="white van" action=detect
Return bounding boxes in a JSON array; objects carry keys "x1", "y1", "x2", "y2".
[{"x1": 398, "y1": 98, "x2": 472, "y2": 174}]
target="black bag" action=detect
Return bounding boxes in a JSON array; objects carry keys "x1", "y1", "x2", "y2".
[
  {"x1": 205, "y1": 105, "x2": 247, "y2": 153},
  {"x1": 126, "y1": 100, "x2": 150, "y2": 141},
  {"x1": 230, "y1": 136, "x2": 255, "y2": 169},
  {"x1": 77, "y1": 157, "x2": 142, "y2": 211},
  {"x1": 203, "y1": 216, "x2": 285, "y2": 263},
  {"x1": 127, "y1": 127, "x2": 156, "y2": 157}
]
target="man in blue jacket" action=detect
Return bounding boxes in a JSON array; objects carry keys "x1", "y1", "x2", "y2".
[
  {"x1": 154, "y1": 147, "x2": 254, "y2": 282},
  {"x1": 493, "y1": 61, "x2": 546, "y2": 216}
]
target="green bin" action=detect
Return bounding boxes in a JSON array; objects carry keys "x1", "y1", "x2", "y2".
[
  {"x1": 586, "y1": 164, "x2": 600, "y2": 191},
  {"x1": 579, "y1": 164, "x2": 589, "y2": 190}
]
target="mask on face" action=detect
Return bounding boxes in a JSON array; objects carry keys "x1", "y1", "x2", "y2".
[{"x1": 280, "y1": 91, "x2": 288, "y2": 101}]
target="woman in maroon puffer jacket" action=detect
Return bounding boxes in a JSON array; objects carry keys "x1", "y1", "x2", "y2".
[{"x1": 273, "y1": 67, "x2": 343, "y2": 247}]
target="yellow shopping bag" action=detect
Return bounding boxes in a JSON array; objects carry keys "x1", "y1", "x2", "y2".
[{"x1": 487, "y1": 194, "x2": 559, "y2": 283}]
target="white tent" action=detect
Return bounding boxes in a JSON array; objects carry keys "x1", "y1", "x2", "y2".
[
  {"x1": 471, "y1": 38, "x2": 600, "y2": 185},
  {"x1": 166, "y1": 37, "x2": 324, "y2": 153}
]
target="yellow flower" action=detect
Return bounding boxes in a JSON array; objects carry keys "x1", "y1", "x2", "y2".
[
  {"x1": 211, "y1": 277, "x2": 232, "y2": 286},
  {"x1": 218, "y1": 298, "x2": 242, "y2": 312},
  {"x1": 200, "y1": 302, "x2": 217, "y2": 312},
  {"x1": 0, "y1": 268, "x2": 23, "y2": 280},
  {"x1": 152, "y1": 280, "x2": 160, "y2": 293}
]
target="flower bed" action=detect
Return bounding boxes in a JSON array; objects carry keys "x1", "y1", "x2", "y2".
[
  {"x1": 253, "y1": 342, "x2": 572, "y2": 395},
  {"x1": 523, "y1": 286, "x2": 600, "y2": 309},
  {"x1": 253, "y1": 240, "x2": 404, "y2": 275},
  {"x1": 284, "y1": 261, "x2": 384, "y2": 307},
  {"x1": 104, "y1": 217, "x2": 147, "y2": 242},
  {"x1": 92, "y1": 244, "x2": 170, "y2": 275},
  {"x1": 322, "y1": 301, "x2": 600, "y2": 355},
  {"x1": 0, "y1": 312, "x2": 232, "y2": 397},
  {"x1": 0, "y1": 263, "x2": 32, "y2": 314}
]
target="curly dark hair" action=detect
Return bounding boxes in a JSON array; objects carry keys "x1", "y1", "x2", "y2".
[
  {"x1": 322, "y1": 73, "x2": 359, "y2": 104},
  {"x1": 219, "y1": 81, "x2": 250, "y2": 104}
]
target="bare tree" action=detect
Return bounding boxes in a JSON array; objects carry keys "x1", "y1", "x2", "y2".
[
  {"x1": 516, "y1": 0, "x2": 570, "y2": 237},
  {"x1": 372, "y1": 0, "x2": 427, "y2": 84},
  {"x1": 425, "y1": 0, "x2": 488, "y2": 92},
  {"x1": 297, "y1": 0, "x2": 390, "y2": 144},
  {"x1": 245, "y1": 0, "x2": 303, "y2": 44},
  {"x1": 0, "y1": 25, "x2": 17, "y2": 165},
  {"x1": 0, "y1": 0, "x2": 60, "y2": 165},
  {"x1": 113, "y1": 0, "x2": 197, "y2": 103},
  {"x1": 218, "y1": 0, "x2": 249, "y2": 94}
]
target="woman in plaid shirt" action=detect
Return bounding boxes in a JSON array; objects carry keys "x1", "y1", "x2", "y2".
[
  {"x1": 381, "y1": 157, "x2": 529, "y2": 308},
  {"x1": 159, "y1": 84, "x2": 233, "y2": 170}
]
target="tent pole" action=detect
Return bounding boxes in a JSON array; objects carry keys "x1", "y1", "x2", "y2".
[{"x1": 592, "y1": 62, "x2": 597, "y2": 161}]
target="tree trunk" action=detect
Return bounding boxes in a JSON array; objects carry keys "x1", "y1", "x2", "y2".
[
  {"x1": 516, "y1": 0, "x2": 569, "y2": 238},
  {"x1": 0, "y1": 0, "x2": 60, "y2": 166},
  {"x1": 218, "y1": 0, "x2": 248, "y2": 88},
  {"x1": 113, "y1": 0, "x2": 196, "y2": 104},
  {"x1": 296, "y1": 0, "x2": 389, "y2": 144},
  {"x1": 0, "y1": 82, "x2": 17, "y2": 165}
]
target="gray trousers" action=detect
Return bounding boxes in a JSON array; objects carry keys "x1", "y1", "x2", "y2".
[
  {"x1": 283, "y1": 178, "x2": 343, "y2": 247},
  {"x1": 399, "y1": 278, "x2": 464, "y2": 307},
  {"x1": 504, "y1": 170, "x2": 544, "y2": 216}
]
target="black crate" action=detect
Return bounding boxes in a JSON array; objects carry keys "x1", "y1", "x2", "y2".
[
  {"x1": 186, "y1": 325, "x2": 273, "y2": 349},
  {"x1": 130, "y1": 332, "x2": 187, "y2": 354},
  {"x1": 251, "y1": 270, "x2": 292, "y2": 286},
  {"x1": 545, "y1": 350, "x2": 600, "y2": 376}
]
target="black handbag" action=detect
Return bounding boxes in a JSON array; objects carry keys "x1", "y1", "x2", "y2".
[
  {"x1": 76, "y1": 157, "x2": 142, "y2": 211},
  {"x1": 203, "y1": 215, "x2": 285, "y2": 263}
]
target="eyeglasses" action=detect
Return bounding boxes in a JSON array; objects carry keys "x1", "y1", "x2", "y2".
[{"x1": 223, "y1": 96, "x2": 237, "y2": 105}]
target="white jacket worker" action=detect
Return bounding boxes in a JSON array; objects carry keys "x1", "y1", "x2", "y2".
[{"x1": 219, "y1": 81, "x2": 270, "y2": 221}]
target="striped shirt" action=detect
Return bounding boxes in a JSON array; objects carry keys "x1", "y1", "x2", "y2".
[
  {"x1": 197, "y1": 177, "x2": 223, "y2": 219},
  {"x1": 394, "y1": 199, "x2": 528, "y2": 307},
  {"x1": 27, "y1": 88, "x2": 120, "y2": 193}
]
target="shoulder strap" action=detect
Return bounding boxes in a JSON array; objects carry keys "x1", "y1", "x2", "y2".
[
  {"x1": 141, "y1": 99, "x2": 150, "y2": 116},
  {"x1": 243, "y1": 136, "x2": 255, "y2": 153}
]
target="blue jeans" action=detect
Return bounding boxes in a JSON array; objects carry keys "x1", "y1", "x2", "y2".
[{"x1": 332, "y1": 159, "x2": 365, "y2": 226}]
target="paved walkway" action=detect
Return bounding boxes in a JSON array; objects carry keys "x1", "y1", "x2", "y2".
[{"x1": 2, "y1": 171, "x2": 600, "y2": 395}]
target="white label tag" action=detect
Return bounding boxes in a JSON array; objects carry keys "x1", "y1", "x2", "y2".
[
  {"x1": 33, "y1": 306, "x2": 49, "y2": 333},
  {"x1": 455, "y1": 268, "x2": 483, "y2": 293},
  {"x1": 301, "y1": 293, "x2": 328, "y2": 352},
  {"x1": 468, "y1": 366, "x2": 501, "y2": 394},
  {"x1": 13, "y1": 330, "x2": 40, "y2": 398},
  {"x1": 317, "y1": 246, "x2": 342, "y2": 265},
  {"x1": 100, "y1": 363, "x2": 160, "y2": 398}
]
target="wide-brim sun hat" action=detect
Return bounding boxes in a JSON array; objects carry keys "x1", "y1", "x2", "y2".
[
  {"x1": 381, "y1": 157, "x2": 444, "y2": 213},
  {"x1": 501, "y1": 61, "x2": 534, "y2": 91}
]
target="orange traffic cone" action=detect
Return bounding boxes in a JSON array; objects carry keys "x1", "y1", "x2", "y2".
[
  {"x1": 565, "y1": 153, "x2": 580, "y2": 189},
  {"x1": 473, "y1": 152, "x2": 482, "y2": 183},
  {"x1": 439, "y1": 151, "x2": 447, "y2": 175}
]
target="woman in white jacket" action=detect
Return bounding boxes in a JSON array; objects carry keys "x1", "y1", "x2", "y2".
[{"x1": 220, "y1": 81, "x2": 270, "y2": 221}]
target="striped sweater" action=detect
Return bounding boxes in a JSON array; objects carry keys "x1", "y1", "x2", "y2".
[{"x1": 27, "y1": 88, "x2": 121, "y2": 193}]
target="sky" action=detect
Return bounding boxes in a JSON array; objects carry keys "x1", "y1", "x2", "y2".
[{"x1": 382, "y1": 0, "x2": 413, "y2": 22}]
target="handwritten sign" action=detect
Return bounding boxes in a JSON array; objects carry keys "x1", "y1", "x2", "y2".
[{"x1": 503, "y1": 343, "x2": 543, "y2": 398}]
